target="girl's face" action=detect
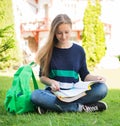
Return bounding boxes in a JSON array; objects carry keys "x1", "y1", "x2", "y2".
[{"x1": 55, "y1": 24, "x2": 71, "y2": 44}]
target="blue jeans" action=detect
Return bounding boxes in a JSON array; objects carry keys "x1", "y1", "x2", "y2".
[{"x1": 31, "y1": 82, "x2": 108, "y2": 112}]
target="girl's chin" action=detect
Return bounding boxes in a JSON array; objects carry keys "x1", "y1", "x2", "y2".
[{"x1": 59, "y1": 40, "x2": 68, "y2": 43}]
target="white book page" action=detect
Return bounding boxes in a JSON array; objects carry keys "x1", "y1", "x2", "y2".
[
  {"x1": 54, "y1": 81, "x2": 95, "y2": 97},
  {"x1": 73, "y1": 81, "x2": 95, "y2": 89}
]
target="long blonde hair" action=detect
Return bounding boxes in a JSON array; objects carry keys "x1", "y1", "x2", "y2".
[{"x1": 36, "y1": 14, "x2": 72, "y2": 76}]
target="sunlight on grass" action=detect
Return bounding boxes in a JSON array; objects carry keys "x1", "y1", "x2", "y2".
[{"x1": 0, "y1": 76, "x2": 120, "y2": 126}]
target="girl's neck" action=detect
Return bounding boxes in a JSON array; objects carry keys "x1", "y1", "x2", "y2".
[{"x1": 55, "y1": 41, "x2": 73, "y2": 49}]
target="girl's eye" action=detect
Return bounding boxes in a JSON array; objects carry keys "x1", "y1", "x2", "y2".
[
  {"x1": 57, "y1": 31, "x2": 69, "y2": 34},
  {"x1": 57, "y1": 32, "x2": 62, "y2": 34},
  {"x1": 65, "y1": 31, "x2": 69, "y2": 34}
]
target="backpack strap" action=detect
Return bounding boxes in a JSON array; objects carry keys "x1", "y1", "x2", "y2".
[
  {"x1": 29, "y1": 62, "x2": 39, "y2": 89},
  {"x1": 29, "y1": 62, "x2": 36, "y2": 67},
  {"x1": 32, "y1": 71, "x2": 39, "y2": 89}
]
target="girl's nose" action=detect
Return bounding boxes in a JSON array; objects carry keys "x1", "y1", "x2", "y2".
[{"x1": 62, "y1": 33, "x2": 66, "y2": 39}]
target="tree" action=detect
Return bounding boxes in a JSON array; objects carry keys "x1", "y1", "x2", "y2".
[
  {"x1": 0, "y1": 0, "x2": 21, "y2": 69},
  {"x1": 82, "y1": 0, "x2": 106, "y2": 69}
]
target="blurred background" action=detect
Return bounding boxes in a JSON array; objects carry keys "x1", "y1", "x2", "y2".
[
  {"x1": 12, "y1": 0, "x2": 120, "y2": 67},
  {"x1": 0, "y1": 0, "x2": 120, "y2": 88}
]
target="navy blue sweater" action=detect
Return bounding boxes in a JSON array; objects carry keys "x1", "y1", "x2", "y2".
[{"x1": 44, "y1": 43, "x2": 89, "y2": 83}]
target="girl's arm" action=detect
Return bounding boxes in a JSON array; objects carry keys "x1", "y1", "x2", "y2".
[{"x1": 84, "y1": 74, "x2": 106, "y2": 83}]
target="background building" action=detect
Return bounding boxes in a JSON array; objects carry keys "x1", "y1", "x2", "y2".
[{"x1": 12, "y1": 0, "x2": 120, "y2": 68}]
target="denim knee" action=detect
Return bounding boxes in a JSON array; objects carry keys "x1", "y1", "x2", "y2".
[
  {"x1": 97, "y1": 82, "x2": 108, "y2": 97},
  {"x1": 92, "y1": 82, "x2": 108, "y2": 99},
  {"x1": 31, "y1": 89, "x2": 40, "y2": 104}
]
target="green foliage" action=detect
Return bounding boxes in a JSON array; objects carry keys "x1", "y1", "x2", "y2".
[
  {"x1": 0, "y1": 26, "x2": 15, "y2": 69},
  {"x1": 0, "y1": 0, "x2": 21, "y2": 69},
  {"x1": 117, "y1": 55, "x2": 120, "y2": 61},
  {"x1": 82, "y1": 0, "x2": 106, "y2": 69},
  {"x1": 0, "y1": 26, "x2": 15, "y2": 53},
  {"x1": 0, "y1": 0, "x2": 14, "y2": 27}
]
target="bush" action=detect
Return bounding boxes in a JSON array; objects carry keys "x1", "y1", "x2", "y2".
[{"x1": 82, "y1": 0, "x2": 106, "y2": 69}]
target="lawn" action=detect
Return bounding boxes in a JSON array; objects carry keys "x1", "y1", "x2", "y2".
[{"x1": 0, "y1": 75, "x2": 120, "y2": 126}]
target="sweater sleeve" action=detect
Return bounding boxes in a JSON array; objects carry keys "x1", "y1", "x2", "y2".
[{"x1": 79, "y1": 48, "x2": 89, "y2": 81}]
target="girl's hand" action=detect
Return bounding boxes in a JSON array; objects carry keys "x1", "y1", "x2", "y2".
[
  {"x1": 40, "y1": 76, "x2": 60, "y2": 91},
  {"x1": 50, "y1": 80, "x2": 60, "y2": 91},
  {"x1": 96, "y1": 76, "x2": 106, "y2": 83}
]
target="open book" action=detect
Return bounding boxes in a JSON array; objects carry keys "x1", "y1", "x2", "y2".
[{"x1": 53, "y1": 81, "x2": 95, "y2": 102}]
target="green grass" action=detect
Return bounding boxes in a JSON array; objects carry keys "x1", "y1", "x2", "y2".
[{"x1": 0, "y1": 75, "x2": 120, "y2": 126}]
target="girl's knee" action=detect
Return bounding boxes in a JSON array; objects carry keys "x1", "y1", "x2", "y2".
[
  {"x1": 99, "y1": 82, "x2": 108, "y2": 96},
  {"x1": 92, "y1": 82, "x2": 108, "y2": 98},
  {"x1": 31, "y1": 89, "x2": 40, "y2": 103}
]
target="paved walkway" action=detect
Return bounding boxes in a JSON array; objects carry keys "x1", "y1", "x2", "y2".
[{"x1": 92, "y1": 67, "x2": 120, "y2": 89}]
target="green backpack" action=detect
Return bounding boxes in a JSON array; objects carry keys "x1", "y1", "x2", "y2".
[{"x1": 4, "y1": 62, "x2": 39, "y2": 114}]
